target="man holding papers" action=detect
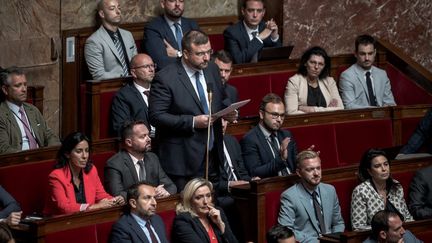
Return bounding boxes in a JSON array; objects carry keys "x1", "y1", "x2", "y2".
[{"x1": 149, "y1": 30, "x2": 238, "y2": 191}]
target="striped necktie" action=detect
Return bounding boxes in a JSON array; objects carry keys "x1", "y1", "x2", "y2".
[
  {"x1": 112, "y1": 32, "x2": 129, "y2": 77},
  {"x1": 174, "y1": 22, "x2": 183, "y2": 50}
]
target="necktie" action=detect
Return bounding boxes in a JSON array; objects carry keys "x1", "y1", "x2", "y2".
[
  {"x1": 195, "y1": 72, "x2": 209, "y2": 114},
  {"x1": 223, "y1": 143, "x2": 236, "y2": 182},
  {"x1": 174, "y1": 22, "x2": 183, "y2": 50},
  {"x1": 251, "y1": 31, "x2": 259, "y2": 63},
  {"x1": 138, "y1": 160, "x2": 146, "y2": 181},
  {"x1": 143, "y1": 90, "x2": 150, "y2": 97},
  {"x1": 112, "y1": 32, "x2": 129, "y2": 77},
  {"x1": 312, "y1": 191, "x2": 326, "y2": 234},
  {"x1": 195, "y1": 72, "x2": 213, "y2": 149},
  {"x1": 145, "y1": 221, "x2": 158, "y2": 243},
  {"x1": 365, "y1": 71, "x2": 377, "y2": 106},
  {"x1": 269, "y1": 134, "x2": 289, "y2": 176},
  {"x1": 19, "y1": 107, "x2": 38, "y2": 149}
]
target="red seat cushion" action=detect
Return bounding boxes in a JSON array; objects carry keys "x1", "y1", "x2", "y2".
[
  {"x1": 159, "y1": 210, "x2": 176, "y2": 241},
  {"x1": 264, "y1": 189, "x2": 284, "y2": 233},
  {"x1": 0, "y1": 160, "x2": 54, "y2": 215},
  {"x1": 209, "y1": 34, "x2": 224, "y2": 52},
  {"x1": 45, "y1": 226, "x2": 97, "y2": 243},
  {"x1": 335, "y1": 119, "x2": 393, "y2": 165},
  {"x1": 230, "y1": 74, "x2": 271, "y2": 118},
  {"x1": 92, "y1": 151, "x2": 116, "y2": 183},
  {"x1": 332, "y1": 179, "x2": 358, "y2": 229},
  {"x1": 288, "y1": 124, "x2": 339, "y2": 169},
  {"x1": 386, "y1": 64, "x2": 432, "y2": 105},
  {"x1": 269, "y1": 71, "x2": 296, "y2": 99}
]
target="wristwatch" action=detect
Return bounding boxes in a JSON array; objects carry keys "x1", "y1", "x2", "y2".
[{"x1": 177, "y1": 51, "x2": 182, "y2": 58}]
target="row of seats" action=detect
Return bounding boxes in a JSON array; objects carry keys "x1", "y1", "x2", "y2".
[{"x1": 3, "y1": 145, "x2": 431, "y2": 242}]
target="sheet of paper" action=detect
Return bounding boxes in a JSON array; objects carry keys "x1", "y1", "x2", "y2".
[{"x1": 212, "y1": 99, "x2": 250, "y2": 119}]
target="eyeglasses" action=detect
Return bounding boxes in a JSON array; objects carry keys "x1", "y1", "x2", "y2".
[
  {"x1": 193, "y1": 49, "x2": 214, "y2": 57},
  {"x1": 262, "y1": 110, "x2": 285, "y2": 119},
  {"x1": 132, "y1": 64, "x2": 157, "y2": 70}
]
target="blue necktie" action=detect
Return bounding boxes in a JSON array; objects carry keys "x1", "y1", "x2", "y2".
[
  {"x1": 195, "y1": 72, "x2": 213, "y2": 149},
  {"x1": 195, "y1": 72, "x2": 208, "y2": 114},
  {"x1": 174, "y1": 23, "x2": 183, "y2": 50}
]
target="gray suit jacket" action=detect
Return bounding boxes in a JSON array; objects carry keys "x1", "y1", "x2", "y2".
[
  {"x1": 339, "y1": 63, "x2": 396, "y2": 109},
  {"x1": 85, "y1": 26, "x2": 137, "y2": 80},
  {"x1": 278, "y1": 183, "x2": 345, "y2": 243},
  {"x1": 0, "y1": 102, "x2": 59, "y2": 154},
  {"x1": 104, "y1": 150, "x2": 176, "y2": 199}
]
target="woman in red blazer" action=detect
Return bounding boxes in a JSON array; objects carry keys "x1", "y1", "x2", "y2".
[{"x1": 44, "y1": 132, "x2": 124, "y2": 216}]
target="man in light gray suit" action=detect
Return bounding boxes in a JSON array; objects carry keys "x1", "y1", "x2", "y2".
[
  {"x1": 104, "y1": 120, "x2": 176, "y2": 200},
  {"x1": 339, "y1": 34, "x2": 396, "y2": 109},
  {"x1": 278, "y1": 150, "x2": 345, "y2": 243},
  {"x1": 85, "y1": 0, "x2": 137, "y2": 80}
]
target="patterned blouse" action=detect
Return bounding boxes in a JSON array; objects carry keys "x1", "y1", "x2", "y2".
[{"x1": 350, "y1": 179, "x2": 413, "y2": 230}]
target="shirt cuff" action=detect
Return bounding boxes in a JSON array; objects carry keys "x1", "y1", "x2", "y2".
[
  {"x1": 80, "y1": 204, "x2": 89, "y2": 211},
  {"x1": 271, "y1": 35, "x2": 279, "y2": 42}
]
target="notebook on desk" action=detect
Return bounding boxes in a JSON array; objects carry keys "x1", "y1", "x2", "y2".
[{"x1": 259, "y1": 45, "x2": 294, "y2": 61}]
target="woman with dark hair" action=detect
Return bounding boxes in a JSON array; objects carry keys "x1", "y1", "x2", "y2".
[
  {"x1": 44, "y1": 132, "x2": 124, "y2": 215},
  {"x1": 350, "y1": 149, "x2": 413, "y2": 230},
  {"x1": 172, "y1": 178, "x2": 238, "y2": 243},
  {"x1": 284, "y1": 46, "x2": 343, "y2": 114}
]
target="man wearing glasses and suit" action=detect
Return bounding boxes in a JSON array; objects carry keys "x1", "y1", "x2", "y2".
[{"x1": 241, "y1": 93, "x2": 298, "y2": 178}]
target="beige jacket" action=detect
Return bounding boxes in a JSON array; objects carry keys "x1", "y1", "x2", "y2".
[{"x1": 284, "y1": 74, "x2": 344, "y2": 114}]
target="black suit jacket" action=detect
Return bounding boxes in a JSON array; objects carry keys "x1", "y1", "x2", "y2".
[
  {"x1": 104, "y1": 150, "x2": 177, "y2": 199},
  {"x1": 409, "y1": 165, "x2": 432, "y2": 219},
  {"x1": 110, "y1": 213, "x2": 169, "y2": 243},
  {"x1": 224, "y1": 84, "x2": 238, "y2": 104},
  {"x1": 0, "y1": 186, "x2": 21, "y2": 218},
  {"x1": 172, "y1": 209, "x2": 238, "y2": 243},
  {"x1": 215, "y1": 135, "x2": 251, "y2": 196},
  {"x1": 110, "y1": 82, "x2": 150, "y2": 136},
  {"x1": 149, "y1": 60, "x2": 227, "y2": 177},
  {"x1": 143, "y1": 15, "x2": 200, "y2": 70},
  {"x1": 240, "y1": 125, "x2": 297, "y2": 178},
  {"x1": 223, "y1": 21, "x2": 282, "y2": 64}
]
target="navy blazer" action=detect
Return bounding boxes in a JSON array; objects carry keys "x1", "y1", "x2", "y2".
[
  {"x1": 110, "y1": 82, "x2": 150, "y2": 136},
  {"x1": 110, "y1": 213, "x2": 169, "y2": 243},
  {"x1": 149, "y1": 60, "x2": 227, "y2": 177},
  {"x1": 172, "y1": 209, "x2": 238, "y2": 243},
  {"x1": 223, "y1": 21, "x2": 282, "y2": 64},
  {"x1": 224, "y1": 84, "x2": 238, "y2": 104},
  {"x1": 143, "y1": 15, "x2": 199, "y2": 70},
  {"x1": 0, "y1": 186, "x2": 21, "y2": 219},
  {"x1": 240, "y1": 125, "x2": 297, "y2": 178}
]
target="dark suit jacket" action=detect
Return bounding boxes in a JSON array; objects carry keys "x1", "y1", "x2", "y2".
[
  {"x1": 104, "y1": 150, "x2": 176, "y2": 199},
  {"x1": 110, "y1": 213, "x2": 169, "y2": 243},
  {"x1": 240, "y1": 125, "x2": 297, "y2": 178},
  {"x1": 172, "y1": 209, "x2": 238, "y2": 243},
  {"x1": 149, "y1": 60, "x2": 227, "y2": 177},
  {"x1": 0, "y1": 102, "x2": 60, "y2": 154},
  {"x1": 143, "y1": 15, "x2": 199, "y2": 70},
  {"x1": 409, "y1": 166, "x2": 432, "y2": 219},
  {"x1": 110, "y1": 82, "x2": 150, "y2": 136},
  {"x1": 223, "y1": 21, "x2": 282, "y2": 64},
  {"x1": 0, "y1": 186, "x2": 21, "y2": 219},
  {"x1": 215, "y1": 135, "x2": 251, "y2": 196},
  {"x1": 400, "y1": 108, "x2": 432, "y2": 154},
  {"x1": 224, "y1": 84, "x2": 238, "y2": 104}
]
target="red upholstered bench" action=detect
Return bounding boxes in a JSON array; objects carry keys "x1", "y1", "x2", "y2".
[
  {"x1": 0, "y1": 159, "x2": 54, "y2": 215},
  {"x1": 209, "y1": 34, "x2": 224, "y2": 51},
  {"x1": 92, "y1": 151, "x2": 117, "y2": 183},
  {"x1": 230, "y1": 74, "x2": 271, "y2": 118},
  {"x1": 288, "y1": 124, "x2": 339, "y2": 169},
  {"x1": 386, "y1": 64, "x2": 432, "y2": 105},
  {"x1": 45, "y1": 226, "x2": 98, "y2": 243},
  {"x1": 332, "y1": 178, "x2": 358, "y2": 229},
  {"x1": 269, "y1": 71, "x2": 296, "y2": 99},
  {"x1": 335, "y1": 119, "x2": 394, "y2": 166},
  {"x1": 264, "y1": 189, "x2": 284, "y2": 233}
]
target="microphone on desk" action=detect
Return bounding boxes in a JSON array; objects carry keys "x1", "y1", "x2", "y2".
[{"x1": 205, "y1": 83, "x2": 213, "y2": 180}]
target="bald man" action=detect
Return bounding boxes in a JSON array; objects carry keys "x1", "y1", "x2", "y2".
[
  {"x1": 111, "y1": 54, "x2": 156, "y2": 136},
  {"x1": 85, "y1": 0, "x2": 138, "y2": 80}
]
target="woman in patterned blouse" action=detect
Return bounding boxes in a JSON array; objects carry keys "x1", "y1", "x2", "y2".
[{"x1": 350, "y1": 148, "x2": 413, "y2": 230}]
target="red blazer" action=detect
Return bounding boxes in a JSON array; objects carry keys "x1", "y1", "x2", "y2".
[{"x1": 44, "y1": 165, "x2": 112, "y2": 216}]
